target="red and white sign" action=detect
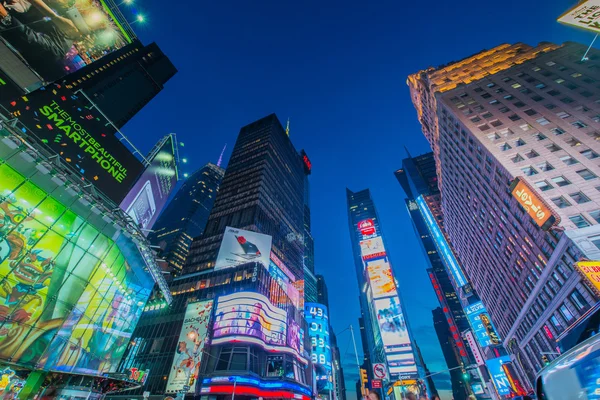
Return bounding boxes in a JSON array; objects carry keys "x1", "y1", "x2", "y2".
[
  {"x1": 358, "y1": 219, "x2": 376, "y2": 236},
  {"x1": 465, "y1": 331, "x2": 485, "y2": 367},
  {"x1": 372, "y1": 380, "x2": 382, "y2": 389},
  {"x1": 373, "y1": 363, "x2": 388, "y2": 380}
]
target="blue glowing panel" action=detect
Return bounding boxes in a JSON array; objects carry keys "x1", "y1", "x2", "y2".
[
  {"x1": 464, "y1": 301, "x2": 501, "y2": 348},
  {"x1": 305, "y1": 303, "x2": 333, "y2": 391}
]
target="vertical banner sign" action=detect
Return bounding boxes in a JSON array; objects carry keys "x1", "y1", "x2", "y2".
[
  {"x1": 510, "y1": 178, "x2": 557, "y2": 230},
  {"x1": 166, "y1": 300, "x2": 214, "y2": 393},
  {"x1": 305, "y1": 303, "x2": 333, "y2": 392},
  {"x1": 120, "y1": 135, "x2": 178, "y2": 232},
  {"x1": 215, "y1": 227, "x2": 273, "y2": 271},
  {"x1": 485, "y1": 356, "x2": 513, "y2": 397},
  {"x1": 464, "y1": 331, "x2": 485, "y2": 366},
  {"x1": 464, "y1": 302, "x2": 501, "y2": 348}
]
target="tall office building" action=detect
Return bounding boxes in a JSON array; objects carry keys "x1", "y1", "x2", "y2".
[
  {"x1": 346, "y1": 189, "x2": 422, "y2": 396},
  {"x1": 148, "y1": 163, "x2": 224, "y2": 275},
  {"x1": 409, "y1": 41, "x2": 600, "y2": 385},
  {"x1": 433, "y1": 308, "x2": 469, "y2": 400}
]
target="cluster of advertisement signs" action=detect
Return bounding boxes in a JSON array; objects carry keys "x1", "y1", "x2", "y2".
[{"x1": 356, "y1": 220, "x2": 419, "y2": 380}]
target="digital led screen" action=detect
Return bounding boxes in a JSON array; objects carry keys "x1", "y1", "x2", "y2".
[
  {"x1": 359, "y1": 237, "x2": 386, "y2": 260},
  {"x1": 2, "y1": 84, "x2": 144, "y2": 203},
  {"x1": 464, "y1": 301, "x2": 501, "y2": 348},
  {"x1": 165, "y1": 300, "x2": 213, "y2": 393},
  {"x1": 416, "y1": 195, "x2": 468, "y2": 288},
  {"x1": 213, "y1": 292, "x2": 287, "y2": 347},
  {"x1": 358, "y1": 219, "x2": 376, "y2": 237},
  {"x1": 0, "y1": 162, "x2": 153, "y2": 375},
  {"x1": 485, "y1": 356, "x2": 513, "y2": 397},
  {"x1": 366, "y1": 259, "x2": 397, "y2": 299},
  {"x1": 120, "y1": 135, "x2": 178, "y2": 232},
  {"x1": 215, "y1": 227, "x2": 272, "y2": 271},
  {"x1": 0, "y1": 0, "x2": 131, "y2": 85},
  {"x1": 304, "y1": 303, "x2": 332, "y2": 392}
]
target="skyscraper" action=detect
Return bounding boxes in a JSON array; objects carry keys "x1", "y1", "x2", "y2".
[
  {"x1": 346, "y1": 188, "x2": 422, "y2": 395},
  {"x1": 433, "y1": 308, "x2": 469, "y2": 400},
  {"x1": 148, "y1": 163, "x2": 224, "y2": 275},
  {"x1": 409, "y1": 41, "x2": 600, "y2": 385}
]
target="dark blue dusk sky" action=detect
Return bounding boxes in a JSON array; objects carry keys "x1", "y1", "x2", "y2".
[{"x1": 120, "y1": 1, "x2": 592, "y2": 398}]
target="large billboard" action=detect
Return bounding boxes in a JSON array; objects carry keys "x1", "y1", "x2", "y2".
[
  {"x1": 485, "y1": 356, "x2": 513, "y2": 397},
  {"x1": 558, "y1": 0, "x2": 600, "y2": 34},
  {"x1": 366, "y1": 259, "x2": 397, "y2": 299},
  {"x1": 165, "y1": 300, "x2": 214, "y2": 393},
  {"x1": 510, "y1": 178, "x2": 557, "y2": 230},
  {"x1": 360, "y1": 237, "x2": 386, "y2": 260},
  {"x1": 120, "y1": 135, "x2": 178, "y2": 231},
  {"x1": 416, "y1": 195, "x2": 469, "y2": 288},
  {"x1": 0, "y1": 0, "x2": 131, "y2": 85},
  {"x1": 374, "y1": 297, "x2": 411, "y2": 349},
  {"x1": 305, "y1": 303, "x2": 332, "y2": 392},
  {"x1": 2, "y1": 84, "x2": 143, "y2": 203},
  {"x1": 464, "y1": 301, "x2": 501, "y2": 348},
  {"x1": 215, "y1": 227, "x2": 272, "y2": 271},
  {"x1": 575, "y1": 261, "x2": 600, "y2": 295},
  {"x1": 0, "y1": 162, "x2": 153, "y2": 375}
]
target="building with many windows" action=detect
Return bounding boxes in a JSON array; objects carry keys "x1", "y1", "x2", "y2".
[{"x1": 409, "y1": 41, "x2": 600, "y2": 386}]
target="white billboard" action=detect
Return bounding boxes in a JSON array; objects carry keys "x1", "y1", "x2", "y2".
[
  {"x1": 215, "y1": 227, "x2": 273, "y2": 271},
  {"x1": 359, "y1": 236, "x2": 386, "y2": 260},
  {"x1": 165, "y1": 300, "x2": 214, "y2": 393},
  {"x1": 558, "y1": 0, "x2": 600, "y2": 34}
]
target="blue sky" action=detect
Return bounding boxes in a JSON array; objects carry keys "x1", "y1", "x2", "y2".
[{"x1": 120, "y1": 1, "x2": 593, "y2": 398}]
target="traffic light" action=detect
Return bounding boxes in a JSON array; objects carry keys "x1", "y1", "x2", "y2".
[
  {"x1": 360, "y1": 368, "x2": 368, "y2": 386},
  {"x1": 461, "y1": 367, "x2": 469, "y2": 381},
  {"x1": 542, "y1": 355, "x2": 550, "y2": 366}
]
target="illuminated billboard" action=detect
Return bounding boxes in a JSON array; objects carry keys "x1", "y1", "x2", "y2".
[
  {"x1": 575, "y1": 261, "x2": 600, "y2": 295},
  {"x1": 485, "y1": 356, "x2": 513, "y2": 397},
  {"x1": 558, "y1": 0, "x2": 600, "y2": 34},
  {"x1": 510, "y1": 178, "x2": 557, "y2": 230},
  {"x1": 464, "y1": 301, "x2": 501, "y2": 348},
  {"x1": 366, "y1": 259, "x2": 397, "y2": 299},
  {"x1": 0, "y1": 162, "x2": 153, "y2": 375},
  {"x1": 120, "y1": 135, "x2": 178, "y2": 232},
  {"x1": 2, "y1": 84, "x2": 144, "y2": 203},
  {"x1": 416, "y1": 195, "x2": 468, "y2": 288},
  {"x1": 374, "y1": 297, "x2": 411, "y2": 348},
  {"x1": 360, "y1": 237, "x2": 386, "y2": 260},
  {"x1": 215, "y1": 227, "x2": 272, "y2": 271},
  {"x1": 0, "y1": 0, "x2": 131, "y2": 85},
  {"x1": 358, "y1": 219, "x2": 376, "y2": 237},
  {"x1": 165, "y1": 300, "x2": 213, "y2": 393},
  {"x1": 305, "y1": 303, "x2": 332, "y2": 392}
]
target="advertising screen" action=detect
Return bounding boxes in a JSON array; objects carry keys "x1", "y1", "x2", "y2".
[
  {"x1": 575, "y1": 261, "x2": 600, "y2": 295},
  {"x1": 510, "y1": 178, "x2": 557, "y2": 230},
  {"x1": 359, "y1": 237, "x2": 386, "y2": 260},
  {"x1": 558, "y1": 0, "x2": 600, "y2": 34},
  {"x1": 213, "y1": 292, "x2": 287, "y2": 347},
  {"x1": 366, "y1": 259, "x2": 397, "y2": 299},
  {"x1": 120, "y1": 135, "x2": 178, "y2": 232},
  {"x1": 2, "y1": 84, "x2": 144, "y2": 203},
  {"x1": 0, "y1": 162, "x2": 153, "y2": 375},
  {"x1": 358, "y1": 219, "x2": 376, "y2": 237},
  {"x1": 374, "y1": 297, "x2": 411, "y2": 348},
  {"x1": 215, "y1": 227, "x2": 272, "y2": 271},
  {"x1": 416, "y1": 196, "x2": 468, "y2": 288},
  {"x1": 485, "y1": 356, "x2": 513, "y2": 397},
  {"x1": 464, "y1": 301, "x2": 501, "y2": 348},
  {"x1": 0, "y1": 0, "x2": 131, "y2": 85},
  {"x1": 305, "y1": 303, "x2": 332, "y2": 392},
  {"x1": 165, "y1": 300, "x2": 214, "y2": 393}
]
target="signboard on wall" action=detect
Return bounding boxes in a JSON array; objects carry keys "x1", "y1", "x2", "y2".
[
  {"x1": 165, "y1": 300, "x2": 214, "y2": 393},
  {"x1": 2, "y1": 84, "x2": 144, "y2": 203},
  {"x1": 575, "y1": 261, "x2": 600, "y2": 295},
  {"x1": 215, "y1": 227, "x2": 272, "y2": 271},
  {"x1": 464, "y1": 331, "x2": 485, "y2": 366},
  {"x1": 358, "y1": 219, "x2": 376, "y2": 237},
  {"x1": 464, "y1": 301, "x2": 501, "y2": 348},
  {"x1": 120, "y1": 135, "x2": 178, "y2": 232},
  {"x1": 510, "y1": 178, "x2": 558, "y2": 230},
  {"x1": 558, "y1": 0, "x2": 600, "y2": 34},
  {"x1": 485, "y1": 356, "x2": 513, "y2": 397}
]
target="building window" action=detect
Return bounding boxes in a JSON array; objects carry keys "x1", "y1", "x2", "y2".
[
  {"x1": 515, "y1": 138, "x2": 527, "y2": 147},
  {"x1": 537, "y1": 161, "x2": 554, "y2": 172},
  {"x1": 500, "y1": 143, "x2": 512, "y2": 151},
  {"x1": 551, "y1": 176, "x2": 571, "y2": 186},
  {"x1": 560, "y1": 155, "x2": 579, "y2": 166},
  {"x1": 546, "y1": 143, "x2": 561, "y2": 152},
  {"x1": 520, "y1": 123, "x2": 533, "y2": 131},
  {"x1": 570, "y1": 191, "x2": 591, "y2": 204},
  {"x1": 577, "y1": 169, "x2": 597, "y2": 180},
  {"x1": 589, "y1": 210, "x2": 600, "y2": 223},
  {"x1": 551, "y1": 196, "x2": 571, "y2": 208},
  {"x1": 535, "y1": 180, "x2": 553, "y2": 191},
  {"x1": 521, "y1": 166, "x2": 538, "y2": 176},
  {"x1": 512, "y1": 154, "x2": 525, "y2": 163},
  {"x1": 565, "y1": 137, "x2": 582, "y2": 147},
  {"x1": 572, "y1": 121, "x2": 588, "y2": 129},
  {"x1": 569, "y1": 214, "x2": 591, "y2": 228},
  {"x1": 556, "y1": 111, "x2": 571, "y2": 119},
  {"x1": 551, "y1": 127, "x2": 566, "y2": 135},
  {"x1": 570, "y1": 289, "x2": 590, "y2": 312},
  {"x1": 560, "y1": 304, "x2": 576, "y2": 323},
  {"x1": 580, "y1": 149, "x2": 599, "y2": 159},
  {"x1": 525, "y1": 150, "x2": 539, "y2": 159},
  {"x1": 536, "y1": 117, "x2": 549, "y2": 125},
  {"x1": 591, "y1": 235, "x2": 600, "y2": 250},
  {"x1": 266, "y1": 355, "x2": 284, "y2": 377},
  {"x1": 533, "y1": 133, "x2": 547, "y2": 141},
  {"x1": 550, "y1": 315, "x2": 564, "y2": 333}
]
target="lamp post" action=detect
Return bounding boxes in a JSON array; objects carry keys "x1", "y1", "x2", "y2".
[{"x1": 228, "y1": 376, "x2": 237, "y2": 400}]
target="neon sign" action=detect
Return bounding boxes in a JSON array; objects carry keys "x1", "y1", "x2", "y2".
[{"x1": 358, "y1": 219, "x2": 376, "y2": 236}]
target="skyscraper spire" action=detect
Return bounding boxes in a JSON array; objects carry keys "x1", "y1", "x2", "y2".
[
  {"x1": 286, "y1": 118, "x2": 290, "y2": 136},
  {"x1": 217, "y1": 143, "x2": 227, "y2": 167}
]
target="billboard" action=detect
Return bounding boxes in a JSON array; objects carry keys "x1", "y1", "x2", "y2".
[
  {"x1": 510, "y1": 178, "x2": 557, "y2": 230},
  {"x1": 0, "y1": 162, "x2": 154, "y2": 375},
  {"x1": 213, "y1": 292, "x2": 287, "y2": 347},
  {"x1": 215, "y1": 227, "x2": 272, "y2": 271},
  {"x1": 416, "y1": 195, "x2": 468, "y2": 288},
  {"x1": 165, "y1": 300, "x2": 213, "y2": 393},
  {"x1": 358, "y1": 219, "x2": 376, "y2": 237},
  {"x1": 464, "y1": 301, "x2": 501, "y2": 348},
  {"x1": 360, "y1": 237, "x2": 386, "y2": 260},
  {"x1": 120, "y1": 135, "x2": 178, "y2": 232},
  {"x1": 374, "y1": 297, "x2": 411, "y2": 349},
  {"x1": 2, "y1": 84, "x2": 144, "y2": 203},
  {"x1": 366, "y1": 259, "x2": 397, "y2": 299},
  {"x1": 485, "y1": 356, "x2": 513, "y2": 397},
  {"x1": 558, "y1": 0, "x2": 600, "y2": 34},
  {"x1": 575, "y1": 261, "x2": 600, "y2": 295},
  {"x1": 0, "y1": 0, "x2": 131, "y2": 85},
  {"x1": 305, "y1": 303, "x2": 332, "y2": 392}
]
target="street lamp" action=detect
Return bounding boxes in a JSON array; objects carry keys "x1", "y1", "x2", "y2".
[{"x1": 228, "y1": 376, "x2": 237, "y2": 400}]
